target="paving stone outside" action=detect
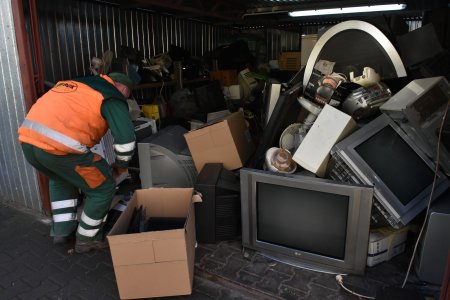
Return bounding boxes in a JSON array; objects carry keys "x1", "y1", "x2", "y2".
[{"x1": 0, "y1": 202, "x2": 442, "y2": 300}]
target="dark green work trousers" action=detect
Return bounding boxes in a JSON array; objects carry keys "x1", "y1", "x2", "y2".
[{"x1": 21, "y1": 143, "x2": 116, "y2": 241}]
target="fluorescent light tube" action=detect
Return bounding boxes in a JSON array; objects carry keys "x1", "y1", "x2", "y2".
[{"x1": 289, "y1": 4, "x2": 406, "y2": 17}]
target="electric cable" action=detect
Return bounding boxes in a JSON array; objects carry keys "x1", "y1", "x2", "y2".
[
  {"x1": 401, "y1": 99, "x2": 450, "y2": 288},
  {"x1": 156, "y1": 79, "x2": 165, "y2": 131},
  {"x1": 159, "y1": 78, "x2": 165, "y2": 98},
  {"x1": 335, "y1": 274, "x2": 375, "y2": 299}
]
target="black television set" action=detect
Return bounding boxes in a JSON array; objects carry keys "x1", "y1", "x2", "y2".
[
  {"x1": 330, "y1": 114, "x2": 450, "y2": 228},
  {"x1": 247, "y1": 82, "x2": 303, "y2": 169},
  {"x1": 240, "y1": 168, "x2": 374, "y2": 275}
]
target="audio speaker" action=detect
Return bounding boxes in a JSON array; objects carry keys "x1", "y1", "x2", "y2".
[{"x1": 415, "y1": 191, "x2": 450, "y2": 285}]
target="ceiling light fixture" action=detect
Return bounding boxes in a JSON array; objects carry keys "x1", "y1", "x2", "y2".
[{"x1": 288, "y1": 4, "x2": 407, "y2": 17}]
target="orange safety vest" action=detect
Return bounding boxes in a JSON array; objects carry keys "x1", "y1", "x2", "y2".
[{"x1": 18, "y1": 75, "x2": 116, "y2": 155}]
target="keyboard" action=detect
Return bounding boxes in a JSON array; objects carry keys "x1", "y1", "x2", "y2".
[{"x1": 329, "y1": 154, "x2": 401, "y2": 229}]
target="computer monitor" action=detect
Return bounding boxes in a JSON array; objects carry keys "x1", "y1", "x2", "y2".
[
  {"x1": 415, "y1": 188, "x2": 450, "y2": 285},
  {"x1": 262, "y1": 79, "x2": 282, "y2": 125},
  {"x1": 247, "y1": 82, "x2": 303, "y2": 169},
  {"x1": 380, "y1": 76, "x2": 450, "y2": 175},
  {"x1": 240, "y1": 168, "x2": 373, "y2": 275},
  {"x1": 138, "y1": 125, "x2": 197, "y2": 188},
  {"x1": 329, "y1": 114, "x2": 450, "y2": 228}
]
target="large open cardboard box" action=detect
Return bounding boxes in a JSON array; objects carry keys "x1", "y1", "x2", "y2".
[
  {"x1": 107, "y1": 188, "x2": 196, "y2": 299},
  {"x1": 184, "y1": 111, "x2": 254, "y2": 173}
]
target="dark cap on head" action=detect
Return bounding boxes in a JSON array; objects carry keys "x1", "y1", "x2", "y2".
[{"x1": 108, "y1": 72, "x2": 134, "y2": 88}]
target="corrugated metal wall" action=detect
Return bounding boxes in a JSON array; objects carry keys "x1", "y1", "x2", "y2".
[
  {"x1": 265, "y1": 29, "x2": 301, "y2": 60},
  {"x1": 37, "y1": 0, "x2": 234, "y2": 84},
  {"x1": 0, "y1": 0, "x2": 41, "y2": 210},
  {"x1": 407, "y1": 19, "x2": 422, "y2": 31},
  {"x1": 300, "y1": 19, "x2": 422, "y2": 39},
  {"x1": 252, "y1": 19, "x2": 422, "y2": 61},
  {"x1": 265, "y1": 19, "x2": 422, "y2": 61}
]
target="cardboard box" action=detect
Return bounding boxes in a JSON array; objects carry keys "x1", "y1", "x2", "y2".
[
  {"x1": 293, "y1": 105, "x2": 356, "y2": 177},
  {"x1": 301, "y1": 34, "x2": 318, "y2": 67},
  {"x1": 209, "y1": 70, "x2": 238, "y2": 86},
  {"x1": 278, "y1": 52, "x2": 302, "y2": 70},
  {"x1": 184, "y1": 111, "x2": 254, "y2": 173},
  {"x1": 367, "y1": 227, "x2": 409, "y2": 267},
  {"x1": 107, "y1": 188, "x2": 197, "y2": 299}
]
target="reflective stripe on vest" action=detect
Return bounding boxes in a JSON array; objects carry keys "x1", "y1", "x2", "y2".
[
  {"x1": 21, "y1": 119, "x2": 89, "y2": 153},
  {"x1": 51, "y1": 199, "x2": 78, "y2": 210}
]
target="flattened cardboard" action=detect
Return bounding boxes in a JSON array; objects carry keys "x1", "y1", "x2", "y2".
[
  {"x1": 209, "y1": 70, "x2": 238, "y2": 86},
  {"x1": 107, "y1": 188, "x2": 196, "y2": 299},
  {"x1": 184, "y1": 111, "x2": 254, "y2": 172}
]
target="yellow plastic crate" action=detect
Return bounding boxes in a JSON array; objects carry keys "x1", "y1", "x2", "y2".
[{"x1": 142, "y1": 104, "x2": 160, "y2": 120}]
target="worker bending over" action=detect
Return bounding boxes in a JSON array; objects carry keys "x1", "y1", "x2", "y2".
[{"x1": 18, "y1": 72, "x2": 136, "y2": 253}]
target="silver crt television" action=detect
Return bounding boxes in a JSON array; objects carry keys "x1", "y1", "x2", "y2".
[
  {"x1": 240, "y1": 168, "x2": 374, "y2": 275},
  {"x1": 138, "y1": 126, "x2": 197, "y2": 188},
  {"x1": 330, "y1": 114, "x2": 450, "y2": 228}
]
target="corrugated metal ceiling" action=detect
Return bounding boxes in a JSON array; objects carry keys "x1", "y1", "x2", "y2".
[{"x1": 92, "y1": 0, "x2": 447, "y2": 26}]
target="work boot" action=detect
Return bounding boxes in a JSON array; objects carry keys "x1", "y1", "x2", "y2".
[
  {"x1": 75, "y1": 239, "x2": 109, "y2": 253},
  {"x1": 53, "y1": 231, "x2": 76, "y2": 245},
  {"x1": 53, "y1": 236, "x2": 70, "y2": 244}
]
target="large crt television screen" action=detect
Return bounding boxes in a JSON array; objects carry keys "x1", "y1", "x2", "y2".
[
  {"x1": 258, "y1": 182, "x2": 348, "y2": 260},
  {"x1": 138, "y1": 126, "x2": 197, "y2": 188},
  {"x1": 330, "y1": 114, "x2": 450, "y2": 228},
  {"x1": 240, "y1": 169, "x2": 374, "y2": 274}
]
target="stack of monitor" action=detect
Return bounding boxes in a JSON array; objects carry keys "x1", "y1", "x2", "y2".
[
  {"x1": 239, "y1": 79, "x2": 450, "y2": 275},
  {"x1": 237, "y1": 20, "x2": 450, "y2": 277},
  {"x1": 239, "y1": 73, "x2": 450, "y2": 274}
]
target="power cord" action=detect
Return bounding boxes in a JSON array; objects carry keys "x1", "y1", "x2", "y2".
[
  {"x1": 401, "y1": 99, "x2": 450, "y2": 288},
  {"x1": 335, "y1": 275, "x2": 375, "y2": 299}
]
